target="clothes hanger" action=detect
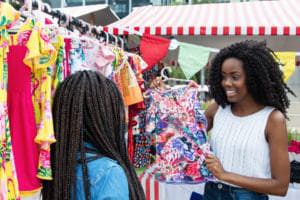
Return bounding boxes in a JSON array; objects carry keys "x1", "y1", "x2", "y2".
[
  {"x1": 104, "y1": 31, "x2": 109, "y2": 46},
  {"x1": 119, "y1": 36, "x2": 124, "y2": 49},
  {"x1": 160, "y1": 66, "x2": 209, "y2": 93},
  {"x1": 113, "y1": 35, "x2": 119, "y2": 47},
  {"x1": 161, "y1": 66, "x2": 191, "y2": 85},
  {"x1": 7, "y1": 0, "x2": 30, "y2": 34}
]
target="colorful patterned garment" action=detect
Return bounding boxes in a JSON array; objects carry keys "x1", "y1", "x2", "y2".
[
  {"x1": 0, "y1": 2, "x2": 21, "y2": 200},
  {"x1": 52, "y1": 35, "x2": 65, "y2": 96},
  {"x1": 127, "y1": 54, "x2": 147, "y2": 162},
  {"x1": 133, "y1": 133, "x2": 152, "y2": 168},
  {"x1": 112, "y1": 47, "x2": 143, "y2": 107},
  {"x1": 146, "y1": 86, "x2": 212, "y2": 183},
  {"x1": 16, "y1": 19, "x2": 57, "y2": 183},
  {"x1": 81, "y1": 39, "x2": 115, "y2": 74},
  {"x1": 142, "y1": 64, "x2": 161, "y2": 89},
  {"x1": 69, "y1": 38, "x2": 86, "y2": 73}
]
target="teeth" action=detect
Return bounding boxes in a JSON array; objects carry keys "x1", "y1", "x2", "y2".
[{"x1": 226, "y1": 91, "x2": 236, "y2": 96}]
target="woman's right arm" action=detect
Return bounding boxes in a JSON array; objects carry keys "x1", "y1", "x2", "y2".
[{"x1": 204, "y1": 102, "x2": 218, "y2": 131}]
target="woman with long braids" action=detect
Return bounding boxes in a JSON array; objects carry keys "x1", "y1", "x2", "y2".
[{"x1": 42, "y1": 71, "x2": 145, "y2": 200}]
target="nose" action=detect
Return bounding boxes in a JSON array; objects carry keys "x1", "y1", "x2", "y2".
[{"x1": 222, "y1": 77, "x2": 232, "y2": 87}]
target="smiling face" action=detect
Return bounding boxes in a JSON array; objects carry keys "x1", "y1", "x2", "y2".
[{"x1": 221, "y1": 58, "x2": 252, "y2": 104}]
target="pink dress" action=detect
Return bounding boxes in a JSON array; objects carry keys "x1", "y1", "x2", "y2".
[{"x1": 7, "y1": 45, "x2": 41, "y2": 193}]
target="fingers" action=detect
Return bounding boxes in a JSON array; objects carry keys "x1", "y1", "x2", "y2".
[
  {"x1": 151, "y1": 78, "x2": 198, "y2": 90},
  {"x1": 205, "y1": 154, "x2": 218, "y2": 168},
  {"x1": 157, "y1": 77, "x2": 164, "y2": 88},
  {"x1": 205, "y1": 157, "x2": 219, "y2": 174},
  {"x1": 206, "y1": 163, "x2": 217, "y2": 171},
  {"x1": 150, "y1": 78, "x2": 158, "y2": 88},
  {"x1": 205, "y1": 158, "x2": 216, "y2": 165},
  {"x1": 205, "y1": 154, "x2": 215, "y2": 159},
  {"x1": 204, "y1": 154, "x2": 226, "y2": 180},
  {"x1": 188, "y1": 80, "x2": 199, "y2": 88},
  {"x1": 150, "y1": 77, "x2": 165, "y2": 89}
]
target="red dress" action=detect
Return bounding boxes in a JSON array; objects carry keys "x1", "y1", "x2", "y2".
[{"x1": 7, "y1": 45, "x2": 41, "y2": 193}]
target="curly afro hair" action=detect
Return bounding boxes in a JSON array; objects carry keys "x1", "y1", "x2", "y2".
[{"x1": 208, "y1": 40, "x2": 295, "y2": 117}]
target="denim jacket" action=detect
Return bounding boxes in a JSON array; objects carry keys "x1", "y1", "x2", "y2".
[{"x1": 74, "y1": 143, "x2": 129, "y2": 200}]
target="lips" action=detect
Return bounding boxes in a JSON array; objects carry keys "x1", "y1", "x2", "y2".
[{"x1": 225, "y1": 90, "x2": 237, "y2": 97}]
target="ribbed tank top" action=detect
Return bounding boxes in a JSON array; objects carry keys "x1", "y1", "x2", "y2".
[{"x1": 210, "y1": 105, "x2": 275, "y2": 182}]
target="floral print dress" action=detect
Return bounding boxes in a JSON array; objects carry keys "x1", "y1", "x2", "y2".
[
  {"x1": 146, "y1": 86, "x2": 212, "y2": 183},
  {"x1": 0, "y1": 2, "x2": 21, "y2": 199},
  {"x1": 16, "y1": 19, "x2": 57, "y2": 182}
]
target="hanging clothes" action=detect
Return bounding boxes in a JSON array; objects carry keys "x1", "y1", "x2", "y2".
[
  {"x1": 95, "y1": 44, "x2": 115, "y2": 77},
  {"x1": 112, "y1": 47, "x2": 143, "y2": 107},
  {"x1": 146, "y1": 86, "x2": 212, "y2": 183},
  {"x1": 0, "y1": 2, "x2": 21, "y2": 199},
  {"x1": 7, "y1": 44, "x2": 41, "y2": 195},
  {"x1": 81, "y1": 38, "x2": 115, "y2": 73},
  {"x1": 127, "y1": 54, "x2": 147, "y2": 162},
  {"x1": 14, "y1": 19, "x2": 57, "y2": 193},
  {"x1": 63, "y1": 38, "x2": 72, "y2": 78},
  {"x1": 133, "y1": 133, "x2": 152, "y2": 168},
  {"x1": 68, "y1": 37, "x2": 115, "y2": 77},
  {"x1": 69, "y1": 38, "x2": 86, "y2": 73},
  {"x1": 52, "y1": 35, "x2": 65, "y2": 96}
]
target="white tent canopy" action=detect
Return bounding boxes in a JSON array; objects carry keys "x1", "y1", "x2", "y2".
[
  {"x1": 104, "y1": 0, "x2": 300, "y2": 37},
  {"x1": 106, "y1": 0, "x2": 300, "y2": 51}
]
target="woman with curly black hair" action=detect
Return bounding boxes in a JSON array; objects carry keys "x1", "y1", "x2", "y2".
[
  {"x1": 42, "y1": 71, "x2": 145, "y2": 200},
  {"x1": 204, "y1": 40, "x2": 294, "y2": 199}
]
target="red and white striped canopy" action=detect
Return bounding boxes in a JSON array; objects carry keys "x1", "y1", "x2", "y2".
[{"x1": 103, "y1": 0, "x2": 300, "y2": 36}]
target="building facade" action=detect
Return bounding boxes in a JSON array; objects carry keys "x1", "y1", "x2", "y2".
[
  {"x1": 49, "y1": 0, "x2": 152, "y2": 18},
  {"x1": 48, "y1": 0, "x2": 269, "y2": 17}
]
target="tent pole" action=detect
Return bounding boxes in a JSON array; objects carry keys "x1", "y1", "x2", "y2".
[
  {"x1": 200, "y1": 69, "x2": 205, "y2": 100},
  {"x1": 129, "y1": 0, "x2": 132, "y2": 13},
  {"x1": 61, "y1": 0, "x2": 65, "y2": 8}
]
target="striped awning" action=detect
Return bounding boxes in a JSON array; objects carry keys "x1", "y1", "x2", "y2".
[{"x1": 103, "y1": 0, "x2": 300, "y2": 36}]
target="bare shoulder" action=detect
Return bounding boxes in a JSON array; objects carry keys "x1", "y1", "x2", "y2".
[
  {"x1": 205, "y1": 101, "x2": 219, "y2": 119},
  {"x1": 266, "y1": 109, "x2": 287, "y2": 138},
  {"x1": 205, "y1": 101, "x2": 219, "y2": 131}
]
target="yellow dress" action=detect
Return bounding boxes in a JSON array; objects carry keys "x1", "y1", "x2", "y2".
[
  {"x1": 51, "y1": 35, "x2": 65, "y2": 94},
  {"x1": 0, "y1": 2, "x2": 21, "y2": 200},
  {"x1": 16, "y1": 18, "x2": 57, "y2": 188}
]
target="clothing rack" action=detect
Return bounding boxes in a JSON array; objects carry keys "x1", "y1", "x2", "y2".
[{"x1": 18, "y1": 0, "x2": 124, "y2": 46}]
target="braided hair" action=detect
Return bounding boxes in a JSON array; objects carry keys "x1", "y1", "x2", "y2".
[
  {"x1": 209, "y1": 40, "x2": 295, "y2": 117},
  {"x1": 42, "y1": 71, "x2": 145, "y2": 200}
]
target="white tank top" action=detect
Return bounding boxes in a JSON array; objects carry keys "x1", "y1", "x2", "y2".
[{"x1": 210, "y1": 105, "x2": 275, "y2": 182}]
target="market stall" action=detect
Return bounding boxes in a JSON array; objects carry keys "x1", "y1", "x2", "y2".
[
  {"x1": 103, "y1": 0, "x2": 300, "y2": 90},
  {"x1": 103, "y1": 1, "x2": 300, "y2": 199}
]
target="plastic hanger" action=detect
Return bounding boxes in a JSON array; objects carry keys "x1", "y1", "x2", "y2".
[
  {"x1": 160, "y1": 66, "x2": 209, "y2": 92},
  {"x1": 112, "y1": 34, "x2": 118, "y2": 47},
  {"x1": 161, "y1": 66, "x2": 190, "y2": 84},
  {"x1": 119, "y1": 37, "x2": 124, "y2": 49},
  {"x1": 104, "y1": 31, "x2": 109, "y2": 45}
]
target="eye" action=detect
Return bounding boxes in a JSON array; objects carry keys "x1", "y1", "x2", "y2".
[{"x1": 232, "y1": 75, "x2": 240, "y2": 80}]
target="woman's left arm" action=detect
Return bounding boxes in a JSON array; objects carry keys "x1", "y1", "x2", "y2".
[{"x1": 206, "y1": 110, "x2": 290, "y2": 196}]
